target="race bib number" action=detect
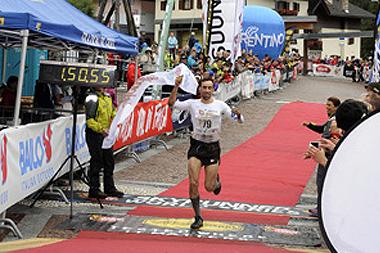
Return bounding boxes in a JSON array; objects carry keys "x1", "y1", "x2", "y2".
[{"x1": 194, "y1": 110, "x2": 220, "y2": 136}]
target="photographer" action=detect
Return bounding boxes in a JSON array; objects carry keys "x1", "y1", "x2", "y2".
[{"x1": 305, "y1": 100, "x2": 368, "y2": 169}]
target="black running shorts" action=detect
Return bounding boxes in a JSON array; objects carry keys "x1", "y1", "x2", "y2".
[{"x1": 187, "y1": 137, "x2": 221, "y2": 166}]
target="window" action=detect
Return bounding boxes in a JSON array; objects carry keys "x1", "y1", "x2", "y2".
[
  {"x1": 293, "y1": 2, "x2": 300, "y2": 11},
  {"x1": 161, "y1": 1, "x2": 175, "y2": 11},
  {"x1": 197, "y1": 0, "x2": 202, "y2": 9},
  {"x1": 275, "y1": 1, "x2": 290, "y2": 11},
  {"x1": 348, "y1": 38, "x2": 354, "y2": 45},
  {"x1": 308, "y1": 39, "x2": 322, "y2": 50},
  {"x1": 179, "y1": 0, "x2": 193, "y2": 10}
]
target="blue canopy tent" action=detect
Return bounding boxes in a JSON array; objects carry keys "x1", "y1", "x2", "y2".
[
  {"x1": 0, "y1": 0, "x2": 138, "y2": 126},
  {"x1": 0, "y1": 0, "x2": 138, "y2": 54},
  {"x1": 0, "y1": 1, "x2": 138, "y2": 238}
]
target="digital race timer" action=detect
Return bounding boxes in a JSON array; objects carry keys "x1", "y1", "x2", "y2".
[{"x1": 39, "y1": 60, "x2": 117, "y2": 87}]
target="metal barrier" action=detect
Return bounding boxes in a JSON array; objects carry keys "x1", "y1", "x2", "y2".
[{"x1": 0, "y1": 106, "x2": 77, "y2": 125}]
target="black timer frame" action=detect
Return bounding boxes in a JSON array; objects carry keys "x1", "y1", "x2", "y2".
[{"x1": 31, "y1": 61, "x2": 117, "y2": 218}]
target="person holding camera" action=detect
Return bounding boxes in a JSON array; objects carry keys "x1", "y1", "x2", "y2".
[
  {"x1": 302, "y1": 97, "x2": 340, "y2": 217},
  {"x1": 169, "y1": 75, "x2": 244, "y2": 229},
  {"x1": 304, "y1": 99, "x2": 368, "y2": 216}
]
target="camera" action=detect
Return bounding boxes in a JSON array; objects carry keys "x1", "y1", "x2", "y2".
[{"x1": 310, "y1": 141, "x2": 320, "y2": 148}]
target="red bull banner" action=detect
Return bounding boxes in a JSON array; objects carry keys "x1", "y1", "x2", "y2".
[
  {"x1": 0, "y1": 115, "x2": 90, "y2": 214},
  {"x1": 113, "y1": 99, "x2": 173, "y2": 150}
]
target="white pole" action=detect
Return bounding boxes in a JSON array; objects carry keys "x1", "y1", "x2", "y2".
[
  {"x1": 2, "y1": 48, "x2": 7, "y2": 84},
  {"x1": 13, "y1": 29, "x2": 29, "y2": 126},
  {"x1": 157, "y1": 0, "x2": 175, "y2": 71},
  {"x1": 154, "y1": 0, "x2": 175, "y2": 100},
  {"x1": 134, "y1": 56, "x2": 139, "y2": 85}
]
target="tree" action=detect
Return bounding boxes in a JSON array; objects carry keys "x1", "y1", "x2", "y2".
[{"x1": 68, "y1": 0, "x2": 96, "y2": 18}]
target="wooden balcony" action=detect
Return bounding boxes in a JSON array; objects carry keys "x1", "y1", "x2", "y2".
[{"x1": 277, "y1": 8, "x2": 299, "y2": 16}]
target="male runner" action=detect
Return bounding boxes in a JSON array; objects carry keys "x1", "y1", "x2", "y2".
[{"x1": 169, "y1": 75, "x2": 244, "y2": 229}]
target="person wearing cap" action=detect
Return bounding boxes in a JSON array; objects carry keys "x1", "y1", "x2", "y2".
[
  {"x1": 364, "y1": 83, "x2": 380, "y2": 111},
  {"x1": 177, "y1": 54, "x2": 187, "y2": 66}
]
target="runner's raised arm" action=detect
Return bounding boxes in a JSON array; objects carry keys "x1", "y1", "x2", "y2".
[{"x1": 169, "y1": 75, "x2": 183, "y2": 106}]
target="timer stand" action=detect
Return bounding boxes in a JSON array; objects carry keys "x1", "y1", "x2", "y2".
[
  {"x1": 30, "y1": 86, "x2": 104, "y2": 217},
  {"x1": 32, "y1": 61, "x2": 116, "y2": 218}
]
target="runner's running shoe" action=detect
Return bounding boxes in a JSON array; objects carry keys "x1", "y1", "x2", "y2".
[
  {"x1": 213, "y1": 174, "x2": 222, "y2": 195},
  {"x1": 190, "y1": 216, "x2": 203, "y2": 229}
]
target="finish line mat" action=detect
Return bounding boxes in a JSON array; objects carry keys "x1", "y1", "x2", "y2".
[
  {"x1": 68, "y1": 192, "x2": 316, "y2": 220},
  {"x1": 129, "y1": 102, "x2": 326, "y2": 223},
  {"x1": 56, "y1": 213, "x2": 321, "y2": 247}
]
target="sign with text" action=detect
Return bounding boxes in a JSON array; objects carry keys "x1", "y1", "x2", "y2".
[
  {"x1": 113, "y1": 99, "x2": 173, "y2": 149},
  {"x1": 39, "y1": 61, "x2": 117, "y2": 87},
  {"x1": 103, "y1": 64, "x2": 198, "y2": 149},
  {"x1": 0, "y1": 115, "x2": 89, "y2": 214},
  {"x1": 205, "y1": 0, "x2": 244, "y2": 61}
]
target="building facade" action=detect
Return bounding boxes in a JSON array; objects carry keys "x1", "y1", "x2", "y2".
[
  {"x1": 154, "y1": 0, "x2": 203, "y2": 47},
  {"x1": 152, "y1": 0, "x2": 374, "y2": 59},
  {"x1": 307, "y1": 0, "x2": 374, "y2": 60}
]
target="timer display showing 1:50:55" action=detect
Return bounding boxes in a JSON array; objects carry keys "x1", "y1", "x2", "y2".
[{"x1": 60, "y1": 67, "x2": 110, "y2": 84}]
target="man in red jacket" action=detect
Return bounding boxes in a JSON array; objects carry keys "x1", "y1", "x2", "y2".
[{"x1": 126, "y1": 58, "x2": 141, "y2": 89}]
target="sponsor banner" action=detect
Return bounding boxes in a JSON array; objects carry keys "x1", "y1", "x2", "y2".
[
  {"x1": 202, "y1": 0, "x2": 210, "y2": 48},
  {"x1": 58, "y1": 214, "x2": 320, "y2": 246},
  {"x1": 0, "y1": 115, "x2": 89, "y2": 214},
  {"x1": 269, "y1": 70, "x2": 280, "y2": 92},
  {"x1": 241, "y1": 6, "x2": 285, "y2": 60},
  {"x1": 240, "y1": 71, "x2": 255, "y2": 99},
  {"x1": 206, "y1": 0, "x2": 244, "y2": 61},
  {"x1": 67, "y1": 192, "x2": 315, "y2": 218},
  {"x1": 103, "y1": 63, "x2": 198, "y2": 149},
  {"x1": 292, "y1": 66, "x2": 298, "y2": 80},
  {"x1": 362, "y1": 66, "x2": 371, "y2": 82},
  {"x1": 253, "y1": 73, "x2": 271, "y2": 91},
  {"x1": 113, "y1": 99, "x2": 173, "y2": 149},
  {"x1": 312, "y1": 64, "x2": 343, "y2": 78},
  {"x1": 214, "y1": 78, "x2": 241, "y2": 101},
  {"x1": 371, "y1": 11, "x2": 380, "y2": 83},
  {"x1": 120, "y1": 195, "x2": 310, "y2": 217}
]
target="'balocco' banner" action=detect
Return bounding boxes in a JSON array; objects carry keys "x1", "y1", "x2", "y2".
[{"x1": 0, "y1": 115, "x2": 89, "y2": 214}]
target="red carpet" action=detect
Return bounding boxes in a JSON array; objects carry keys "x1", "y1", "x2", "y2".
[
  {"x1": 16, "y1": 231, "x2": 303, "y2": 253},
  {"x1": 130, "y1": 102, "x2": 325, "y2": 224},
  {"x1": 14, "y1": 102, "x2": 324, "y2": 253}
]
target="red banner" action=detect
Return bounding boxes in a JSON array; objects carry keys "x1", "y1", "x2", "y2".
[{"x1": 113, "y1": 99, "x2": 173, "y2": 150}]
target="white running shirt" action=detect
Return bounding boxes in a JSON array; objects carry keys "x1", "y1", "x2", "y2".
[{"x1": 173, "y1": 99, "x2": 233, "y2": 143}]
